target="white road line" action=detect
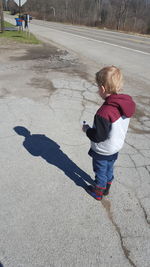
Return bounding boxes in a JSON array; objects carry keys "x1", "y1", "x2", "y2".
[{"x1": 43, "y1": 26, "x2": 150, "y2": 56}]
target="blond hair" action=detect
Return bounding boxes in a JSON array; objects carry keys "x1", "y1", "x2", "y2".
[{"x1": 96, "y1": 66, "x2": 123, "y2": 94}]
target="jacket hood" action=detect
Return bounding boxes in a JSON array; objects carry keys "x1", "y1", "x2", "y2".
[{"x1": 105, "y1": 94, "x2": 136, "y2": 118}]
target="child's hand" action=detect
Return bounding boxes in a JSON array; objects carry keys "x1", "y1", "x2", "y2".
[{"x1": 82, "y1": 124, "x2": 90, "y2": 132}]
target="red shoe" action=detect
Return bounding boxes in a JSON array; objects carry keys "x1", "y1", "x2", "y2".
[
  {"x1": 103, "y1": 183, "x2": 112, "y2": 196},
  {"x1": 87, "y1": 185, "x2": 105, "y2": 200}
]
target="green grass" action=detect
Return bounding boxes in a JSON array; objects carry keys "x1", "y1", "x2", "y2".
[
  {"x1": 0, "y1": 21, "x2": 41, "y2": 44},
  {"x1": 4, "y1": 21, "x2": 14, "y2": 27}
]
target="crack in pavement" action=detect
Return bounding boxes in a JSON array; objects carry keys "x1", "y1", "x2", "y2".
[
  {"x1": 137, "y1": 196, "x2": 150, "y2": 225},
  {"x1": 116, "y1": 170, "x2": 150, "y2": 227},
  {"x1": 116, "y1": 162, "x2": 150, "y2": 227},
  {"x1": 130, "y1": 96, "x2": 150, "y2": 134},
  {"x1": 125, "y1": 141, "x2": 145, "y2": 157},
  {"x1": 145, "y1": 165, "x2": 150, "y2": 176},
  {"x1": 102, "y1": 199, "x2": 137, "y2": 267}
]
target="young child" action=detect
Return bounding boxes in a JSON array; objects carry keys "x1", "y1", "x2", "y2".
[{"x1": 82, "y1": 66, "x2": 136, "y2": 200}]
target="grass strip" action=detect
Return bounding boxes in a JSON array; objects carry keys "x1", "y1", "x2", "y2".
[{"x1": 0, "y1": 21, "x2": 41, "y2": 44}]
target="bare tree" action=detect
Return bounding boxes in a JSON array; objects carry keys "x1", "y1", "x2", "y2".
[
  {"x1": 0, "y1": 0, "x2": 4, "y2": 32},
  {"x1": 7, "y1": 0, "x2": 18, "y2": 15},
  {"x1": 94, "y1": 0, "x2": 103, "y2": 25},
  {"x1": 23, "y1": 0, "x2": 150, "y2": 34}
]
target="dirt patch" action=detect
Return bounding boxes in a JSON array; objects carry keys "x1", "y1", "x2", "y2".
[
  {"x1": 28, "y1": 77, "x2": 56, "y2": 91},
  {"x1": 0, "y1": 87, "x2": 10, "y2": 98},
  {"x1": 10, "y1": 42, "x2": 89, "y2": 80},
  {"x1": 0, "y1": 39, "x2": 90, "y2": 101},
  {"x1": 11, "y1": 43, "x2": 62, "y2": 61},
  {"x1": 130, "y1": 95, "x2": 150, "y2": 134}
]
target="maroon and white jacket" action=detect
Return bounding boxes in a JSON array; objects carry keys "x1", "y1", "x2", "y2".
[{"x1": 86, "y1": 94, "x2": 136, "y2": 156}]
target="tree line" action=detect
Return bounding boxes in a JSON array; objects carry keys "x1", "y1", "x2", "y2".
[{"x1": 6, "y1": 0, "x2": 150, "y2": 34}]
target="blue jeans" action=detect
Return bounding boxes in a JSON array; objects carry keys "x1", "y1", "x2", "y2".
[{"x1": 92, "y1": 158, "x2": 116, "y2": 188}]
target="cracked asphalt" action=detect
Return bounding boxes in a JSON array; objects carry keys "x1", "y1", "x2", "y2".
[{"x1": 0, "y1": 39, "x2": 150, "y2": 267}]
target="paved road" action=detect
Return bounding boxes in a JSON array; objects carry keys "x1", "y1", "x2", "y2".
[
  {"x1": 32, "y1": 19, "x2": 150, "y2": 54},
  {"x1": 1, "y1": 14, "x2": 150, "y2": 267}
]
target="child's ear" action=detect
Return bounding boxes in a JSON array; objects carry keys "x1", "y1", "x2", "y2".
[{"x1": 101, "y1": 85, "x2": 106, "y2": 93}]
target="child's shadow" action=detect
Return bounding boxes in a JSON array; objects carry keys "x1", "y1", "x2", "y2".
[{"x1": 14, "y1": 126, "x2": 94, "y2": 190}]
